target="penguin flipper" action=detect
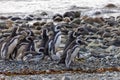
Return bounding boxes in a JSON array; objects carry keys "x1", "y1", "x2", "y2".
[{"x1": 65, "y1": 49, "x2": 72, "y2": 68}]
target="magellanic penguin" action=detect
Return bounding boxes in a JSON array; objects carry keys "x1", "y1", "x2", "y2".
[
  {"x1": 13, "y1": 30, "x2": 36, "y2": 61},
  {"x1": 59, "y1": 37, "x2": 86, "y2": 68},
  {"x1": 43, "y1": 25, "x2": 62, "y2": 60},
  {"x1": 0, "y1": 34, "x2": 26, "y2": 60},
  {"x1": 64, "y1": 31, "x2": 78, "y2": 50},
  {"x1": 39, "y1": 28, "x2": 49, "y2": 53},
  {"x1": 53, "y1": 25, "x2": 62, "y2": 51},
  {"x1": 0, "y1": 26, "x2": 21, "y2": 60}
]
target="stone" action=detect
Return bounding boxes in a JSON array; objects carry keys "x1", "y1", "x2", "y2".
[
  {"x1": 40, "y1": 12, "x2": 48, "y2": 16},
  {"x1": 63, "y1": 17, "x2": 71, "y2": 23},
  {"x1": 24, "y1": 16, "x2": 33, "y2": 21},
  {"x1": 105, "y1": 3, "x2": 117, "y2": 8},
  {"x1": 61, "y1": 76, "x2": 71, "y2": 80},
  {"x1": 70, "y1": 18, "x2": 81, "y2": 25},
  {"x1": 63, "y1": 11, "x2": 75, "y2": 20},
  {"x1": 0, "y1": 16, "x2": 8, "y2": 20},
  {"x1": 11, "y1": 17, "x2": 21, "y2": 21},
  {"x1": 33, "y1": 22, "x2": 41, "y2": 26},
  {"x1": 36, "y1": 17, "x2": 42, "y2": 20},
  {"x1": 5, "y1": 20, "x2": 14, "y2": 29},
  {"x1": 53, "y1": 14, "x2": 63, "y2": 22}
]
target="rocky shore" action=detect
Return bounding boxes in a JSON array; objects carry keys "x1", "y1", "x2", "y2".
[{"x1": 0, "y1": 3, "x2": 120, "y2": 80}]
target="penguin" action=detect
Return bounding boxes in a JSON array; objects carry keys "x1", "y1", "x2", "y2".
[
  {"x1": 43, "y1": 25, "x2": 62, "y2": 60},
  {"x1": 14, "y1": 42, "x2": 29, "y2": 61},
  {"x1": 0, "y1": 34, "x2": 25, "y2": 60},
  {"x1": 59, "y1": 37, "x2": 86, "y2": 68},
  {"x1": 64, "y1": 31, "x2": 78, "y2": 50},
  {"x1": 39, "y1": 28, "x2": 49, "y2": 53},
  {"x1": 53, "y1": 25, "x2": 62, "y2": 50},
  {"x1": 12, "y1": 30, "x2": 35, "y2": 60},
  {"x1": 0, "y1": 26, "x2": 22, "y2": 60},
  {"x1": 43, "y1": 31, "x2": 55, "y2": 60}
]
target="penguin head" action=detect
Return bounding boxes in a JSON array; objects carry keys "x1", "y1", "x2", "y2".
[
  {"x1": 76, "y1": 38, "x2": 82, "y2": 44},
  {"x1": 54, "y1": 25, "x2": 61, "y2": 32},
  {"x1": 42, "y1": 28, "x2": 49, "y2": 37},
  {"x1": 68, "y1": 31, "x2": 77, "y2": 39},
  {"x1": 26, "y1": 29, "x2": 35, "y2": 37},
  {"x1": 76, "y1": 37, "x2": 87, "y2": 46}
]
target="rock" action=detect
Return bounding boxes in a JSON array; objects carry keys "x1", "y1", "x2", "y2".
[
  {"x1": 0, "y1": 75, "x2": 5, "y2": 80},
  {"x1": 29, "y1": 14, "x2": 34, "y2": 17},
  {"x1": 105, "y1": 3, "x2": 117, "y2": 8},
  {"x1": 106, "y1": 45, "x2": 116, "y2": 52},
  {"x1": 63, "y1": 11, "x2": 75, "y2": 20},
  {"x1": 24, "y1": 16, "x2": 33, "y2": 21},
  {"x1": 93, "y1": 11, "x2": 101, "y2": 15},
  {"x1": 61, "y1": 76, "x2": 71, "y2": 80},
  {"x1": 40, "y1": 21, "x2": 46, "y2": 26},
  {"x1": 40, "y1": 11, "x2": 48, "y2": 16},
  {"x1": 33, "y1": 22, "x2": 41, "y2": 26},
  {"x1": 53, "y1": 14, "x2": 63, "y2": 22},
  {"x1": 36, "y1": 17, "x2": 42, "y2": 20},
  {"x1": 5, "y1": 20, "x2": 14, "y2": 29},
  {"x1": 63, "y1": 17, "x2": 71, "y2": 23},
  {"x1": 70, "y1": 18, "x2": 81, "y2": 25},
  {"x1": 36, "y1": 26, "x2": 41, "y2": 30},
  {"x1": 0, "y1": 16, "x2": 8, "y2": 20},
  {"x1": 11, "y1": 17, "x2": 21, "y2": 21},
  {"x1": 74, "y1": 11, "x2": 81, "y2": 18}
]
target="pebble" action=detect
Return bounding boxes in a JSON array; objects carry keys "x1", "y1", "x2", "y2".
[
  {"x1": 61, "y1": 76, "x2": 71, "y2": 80},
  {"x1": 105, "y1": 3, "x2": 117, "y2": 8}
]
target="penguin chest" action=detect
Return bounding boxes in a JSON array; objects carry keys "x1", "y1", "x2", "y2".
[
  {"x1": 16, "y1": 43, "x2": 28, "y2": 61},
  {"x1": 7, "y1": 39, "x2": 18, "y2": 58},
  {"x1": 71, "y1": 46, "x2": 80, "y2": 61},
  {"x1": 54, "y1": 33, "x2": 61, "y2": 49}
]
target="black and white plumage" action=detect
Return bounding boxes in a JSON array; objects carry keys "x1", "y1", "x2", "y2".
[
  {"x1": 51, "y1": 25, "x2": 62, "y2": 53},
  {"x1": 42, "y1": 25, "x2": 62, "y2": 60},
  {"x1": 59, "y1": 37, "x2": 86, "y2": 68},
  {"x1": 12, "y1": 30, "x2": 35, "y2": 61},
  {"x1": 64, "y1": 31, "x2": 78, "y2": 50},
  {"x1": 39, "y1": 28, "x2": 49, "y2": 53},
  {"x1": 0, "y1": 35, "x2": 25, "y2": 60}
]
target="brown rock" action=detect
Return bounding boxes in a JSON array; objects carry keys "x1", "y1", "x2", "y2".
[
  {"x1": 105, "y1": 3, "x2": 117, "y2": 8},
  {"x1": 63, "y1": 17, "x2": 71, "y2": 23},
  {"x1": 33, "y1": 22, "x2": 40, "y2": 26},
  {"x1": 5, "y1": 20, "x2": 14, "y2": 29}
]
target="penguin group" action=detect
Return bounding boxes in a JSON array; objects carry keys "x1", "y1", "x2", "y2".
[{"x1": 0, "y1": 19, "x2": 87, "y2": 68}]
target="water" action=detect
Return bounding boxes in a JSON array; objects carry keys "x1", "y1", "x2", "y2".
[{"x1": 0, "y1": 0, "x2": 120, "y2": 16}]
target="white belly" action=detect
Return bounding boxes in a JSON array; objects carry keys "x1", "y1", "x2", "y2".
[
  {"x1": 71, "y1": 47, "x2": 80, "y2": 61},
  {"x1": 7, "y1": 39, "x2": 18, "y2": 59},
  {"x1": 55, "y1": 35, "x2": 61, "y2": 49}
]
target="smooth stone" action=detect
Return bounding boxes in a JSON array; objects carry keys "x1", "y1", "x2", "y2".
[
  {"x1": 53, "y1": 14, "x2": 63, "y2": 22},
  {"x1": 61, "y1": 76, "x2": 71, "y2": 80},
  {"x1": 40, "y1": 12, "x2": 48, "y2": 16},
  {"x1": 105, "y1": 3, "x2": 117, "y2": 8},
  {"x1": 70, "y1": 18, "x2": 81, "y2": 25},
  {"x1": 63, "y1": 11, "x2": 75, "y2": 20},
  {"x1": 33, "y1": 22, "x2": 41, "y2": 26},
  {"x1": 36, "y1": 17, "x2": 42, "y2": 20},
  {"x1": 11, "y1": 17, "x2": 21, "y2": 21},
  {"x1": 63, "y1": 17, "x2": 71, "y2": 23},
  {"x1": 24, "y1": 17, "x2": 33, "y2": 21},
  {"x1": 53, "y1": 16, "x2": 63, "y2": 22},
  {"x1": 0, "y1": 16, "x2": 8, "y2": 20}
]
